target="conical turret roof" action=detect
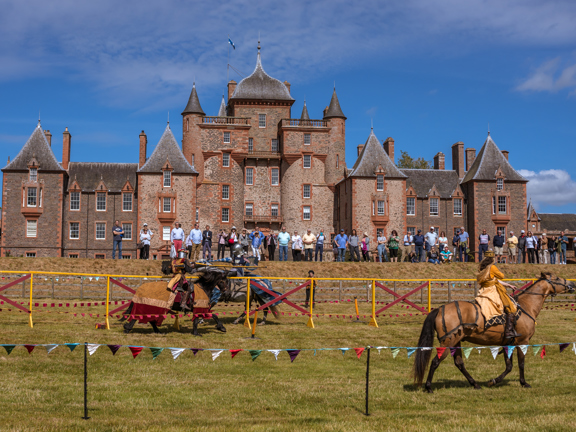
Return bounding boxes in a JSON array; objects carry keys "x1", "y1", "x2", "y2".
[
  {"x1": 3, "y1": 123, "x2": 64, "y2": 172},
  {"x1": 300, "y1": 101, "x2": 310, "y2": 120},
  {"x1": 217, "y1": 95, "x2": 227, "y2": 116},
  {"x1": 349, "y1": 129, "x2": 406, "y2": 178},
  {"x1": 138, "y1": 124, "x2": 197, "y2": 174},
  {"x1": 182, "y1": 83, "x2": 205, "y2": 116},
  {"x1": 324, "y1": 88, "x2": 346, "y2": 119}
]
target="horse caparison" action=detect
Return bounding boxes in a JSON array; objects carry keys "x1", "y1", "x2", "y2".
[{"x1": 412, "y1": 272, "x2": 575, "y2": 393}]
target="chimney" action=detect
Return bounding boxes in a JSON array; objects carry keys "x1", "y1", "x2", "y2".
[
  {"x1": 433, "y1": 152, "x2": 445, "y2": 170},
  {"x1": 451, "y1": 141, "x2": 465, "y2": 178},
  {"x1": 62, "y1": 127, "x2": 71, "y2": 170},
  {"x1": 44, "y1": 130, "x2": 52, "y2": 146},
  {"x1": 383, "y1": 137, "x2": 395, "y2": 163},
  {"x1": 139, "y1": 130, "x2": 147, "y2": 169},
  {"x1": 227, "y1": 80, "x2": 237, "y2": 101},
  {"x1": 465, "y1": 148, "x2": 476, "y2": 171},
  {"x1": 357, "y1": 144, "x2": 364, "y2": 156},
  {"x1": 501, "y1": 150, "x2": 509, "y2": 161},
  {"x1": 284, "y1": 81, "x2": 291, "y2": 94}
]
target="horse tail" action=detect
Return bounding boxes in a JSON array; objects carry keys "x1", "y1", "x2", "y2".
[{"x1": 412, "y1": 308, "x2": 439, "y2": 386}]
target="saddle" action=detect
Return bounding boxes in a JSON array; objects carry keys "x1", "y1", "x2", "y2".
[
  {"x1": 483, "y1": 297, "x2": 522, "y2": 330},
  {"x1": 193, "y1": 283, "x2": 210, "y2": 309}
]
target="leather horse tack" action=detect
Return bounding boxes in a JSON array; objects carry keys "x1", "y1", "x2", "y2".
[{"x1": 438, "y1": 301, "x2": 480, "y2": 343}]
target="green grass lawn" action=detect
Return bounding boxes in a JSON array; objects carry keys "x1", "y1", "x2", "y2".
[{"x1": 1, "y1": 297, "x2": 576, "y2": 431}]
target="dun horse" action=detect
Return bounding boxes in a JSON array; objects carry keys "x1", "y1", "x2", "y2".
[{"x1": 413, "y1": 272, "x2": 575, "y2": 392}]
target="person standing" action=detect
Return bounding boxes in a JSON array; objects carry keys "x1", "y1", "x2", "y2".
[
  {"x1": 185, "y1": 231, "x2": 193, "y2": 259},
  {"x1": 438, "y1": 231, "x2": 448, "y2": 257},
  {"x1": 559, "y1": 231, "x2": 569, "y2": 265},
  {"x1": 555, "y1": 235, "x2": 563, "y2": 265},
  {"x1": 291, "y1": 231, "x2": 303, "y2": 261},
  {"x1": 517, "y1": 230, "x2": 527, "y2": 264},
  {"x1": 452, "y1": 230, "x2": 461, "y2": 262},
  {"x1": 302, "y1": 229, "x2": 316, "y2": 262},
  {"x1": 334, "y1": 229, "x2": 348, "y2": 262},
  {"x1": 217, "y1": 229, "x2": 227, "y2": 260},
  {"x1": 348, "y1": 229, "x2": 360, "y2": 262},
  {"x1": 139, "y1": 224, "x2": 152, "y2": 260},
  {"x1": 239, "y1": 229, "x2": 250, "y2": 255},
  {"x1": 526, "y1": 231, "x2": 537, "y2": 264},
  {"x1": 361, "y1": 233, "x2": 370, "y2": 262},
  {"x1": 506, "y1": 231, "x2": 518, "y2": 264},
  {"x1": 171, "y1": 222, "x2": 185, "y2": 256},
  {"x1": 187, "y1": 223, "x2": 202, "y2": 262},
  {"x1": 202, "y1": 225, "x2": 213, "y2": 260},
  {"x1": 278, "y1": 226, "x2": 290, "y2": 261},
  {"x1": 112, "y1": 220, "x2": 124, "y2": 259},
  {"x1": 251, "y1": 231, "x2": 262, "y2": 261},
  {"x1": 478, "y1": 229, "x2": 490, "y2": 261},
  {"x1": 413, "y1": 230, "x2": 425, "y2": 262},
  {"x1": 266, "y1": 231, "x2": 277, "y2": 261},
  {"x1": 459, "y1": 227, "x2": 469, "y2": 262},
  {"x1": 250, "y1": 226, "x2": 264, "y2": 243},
  {"x1": 401, "y1": 231, "x2": 413, "y2": 263},
  {"x1": 388, "y1": 230, "x2": 400, "y2": 262},
  {"x1": 493, "y1": 230, "x2": 505, "y2": 263},
  {"x1": 377, "y1": 231, "x2": 388, "y2": 263},
  {"x1": 539, "y1": 233, "x2": 549, "y2": 264},
  {"x1": 315, "y1": 229, "x2": 326, "y2": 262},
  {"x1": 228, "y1": 227, "x2": 238, "y2": 262},
  {"x1": 549, "y1": 235, "x2": 557, "y2": 264},
  {"x1": 424, "y1": 227, "x2": 438, "y2": 254}
]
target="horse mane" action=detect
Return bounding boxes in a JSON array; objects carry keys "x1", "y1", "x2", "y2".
[
  {"x1": 196, "y1": 270, "x2": 227, "y2": 292},
  {"x1": 513, "y1": 272, "x2": 553, "y2": 300}
]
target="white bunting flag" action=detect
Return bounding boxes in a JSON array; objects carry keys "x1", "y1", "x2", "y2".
[
  {"x1": 170, "y1": 348, "x2": 186, "y2": 360},
  {"x1": 211, "y1": 350, "x2": 223, "y2": 361},
  {"x1": 268, "y1": 350, "x2": 281, "y2": 360},
  {"x1": 45, "y1": 344, "x2": 58, "y2": 354},
  {"x1": 87, "y1": 344, "x2": 101, "y2": 356},
  {"x1": 490, "y1": 347, "x2": 500, "y2": 359},
  {"x1": 519, "y1": 345, "x2": 528, "y2": 355}
]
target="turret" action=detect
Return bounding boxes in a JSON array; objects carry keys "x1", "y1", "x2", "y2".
[
  {"x1": 182, "y1": 82, "x2": 205, "y2": 181},
  {"x1": 324, "y1": 88, "x2": 346, "y2": 185}
]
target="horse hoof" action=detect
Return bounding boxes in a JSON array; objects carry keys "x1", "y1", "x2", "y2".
[
  {"x1": 258, "y1": 321, "x2": 266, "y2": 326},
  {"x1": 425, "y1": 388, "x2": 433, "y2": 394},
  {"x1": 216, "y1": 326, "x2": 227, "y2": 333},
  {"x1": 487, "y1": 379, "x2": 496, "y2": 388},
  {"x1": 232, "y1": 320, "x2": 240, "y2": 325},
  {"x1": 123, "y1": 329, "x2": 131, "y2": 334},
  {"x1": 474, "y1": 385, "x2": 482, "y2": 390},
  {"x1": 522, "y1": 383, "x2": 531, "y2": 388},
  {"x1": 193, "y1": 333, "x2": 202, "y2": 337}
]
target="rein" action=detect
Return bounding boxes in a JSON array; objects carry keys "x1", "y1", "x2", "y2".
[{"x1": 514, "y1": 278, "x2": 572, "y2": 299}]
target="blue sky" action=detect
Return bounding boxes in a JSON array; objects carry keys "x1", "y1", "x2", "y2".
[{"x1": 1, "y1": 0, "x2": 576, "y2": 213}]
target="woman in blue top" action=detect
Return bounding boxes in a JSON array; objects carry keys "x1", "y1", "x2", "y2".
[{"x1": 251, "y1": 232, "x2": 262, "y2": 261}]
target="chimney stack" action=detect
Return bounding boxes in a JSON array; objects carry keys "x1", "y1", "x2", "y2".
[
  {"x1": 62, "y1": 127, "x2": 71, "y2": 170},
  {"x1": 433, "y1": 152, "x2": 445, "y2": 170},
  {"x1": 284, "y1": 81, "x2": 291, "y2": 94},
  {"x1": 383, "y1": 137, "x2": 395, "y2": 163},
  {"x1": 465, "y1": 148, "x2": 476, "y2": 171},
  {"x1": 139, "y1": 130, "x2": 147, "y2": 168},
  {"x1": 501, "y1": 150, "x2": 509, "y2": 161},
  {"x1": 227, "y1": 80, "x2": 237, "y2": 101},
  {"x1": 451, "y1": 142, "x2": 465, "y2": 178},
  {"x1": 44, "y1": 130, "x2": 52, "y2": 146},
  {"x1": 357, "y1": 144, "x2": 364, "y2": 156}
]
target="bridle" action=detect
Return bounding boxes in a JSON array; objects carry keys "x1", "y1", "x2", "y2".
[{"x1": 515, "y1": 277, "x2": 575, "y2": 299}]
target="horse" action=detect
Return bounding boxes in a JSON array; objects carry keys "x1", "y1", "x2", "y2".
[
  {"x1": 121, "y1": 268, "x2": 230, "y2": 336},
  {"x1": 222, "y1": 276, "x2": 281, "y2": 325},
  {"x1": 412, "y1": 272, "x2": 575, "y2": 393}
]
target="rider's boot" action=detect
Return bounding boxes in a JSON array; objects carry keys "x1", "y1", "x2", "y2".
[{"x1": 504, "y1": 313, "x2": 521, "y2": 339}]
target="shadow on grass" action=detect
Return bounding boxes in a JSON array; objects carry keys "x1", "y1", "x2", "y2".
[{"x1": 403, "y1": 378, "x2": 512, "y2": 392}]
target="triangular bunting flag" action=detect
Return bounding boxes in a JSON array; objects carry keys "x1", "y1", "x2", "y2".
[
  {"x1": 532, "y1": 345, "x2": 541, "y2": 356},
  {"x1": 505, "y1": 346, "x2": 515, "y2": 359},
  {"x1": 391, "y1": 348, "x2": 401, "y2": 358},
  {"x1": 24, "y1": 345, "x2": 35, "y2": 354},
  {"x1": 191, "y1": 348, "x2": 201, "y2": 356},
  {"x1": 230, "y1": 349, "x2": 242, "y2": 359},
  {"x1": 476, "y1": 347, "x2": 485, "y2": 354},
  {"x1": 450, "y1": 348, "x2": 457, "y2": 357},
  {"x1": 150, "y1": 347, "x2": 164, "y2": 360},
  {"x1": 376, "y1": 346, "x2": 386, "y2": 354},
  {"x1": 211, "y1": 350, "x2": 224, "y2": 361},
  {"x1": 436, "y1": 347, "x2": 446, "y2": 358},
  {"x1": 406, "y1": 348, "x2": 417, "y2": 358},
  {"x1": 540, "y1": 346, "x2": 546, "y2": 359},
  {"x1": 249, "y1": 350, "x2": 262, "y2": 361},
  {"x1": 128, "y1": 346, "x2": 143, "y2": 359},
  {"x1": 339, "y1": 348, "x2": 349, "y2": 355},
  {"x1": 45, "y1": 344, "x2": 58, "y2": 354},
  {"x1": 287, "y1": 349, "x2": 301, "y2": 362},
  {"x1": 490, "y1": 347, "x2": 500, "y2": 359},
  {"x1": 65, "y1": 343, "x2": 79, "y2": 352},
  {"x1": 108, "y1": 345, "x2": 121, "y2": 355},
  {"x1": 87, "y1": 344, "x2": 100, "y2": 356},
  {"x1": 519, "y1": 345, "x2": 528, "y2": 355},
  {"x1": 268, "y1": 350, "x2": 281, "y2": 360},
  {"x1": 573, "y1": 343, "x2": 576, "y2": 355},
  {"x1": 462, "y1": 347, "x2": 473, "y2": 359},
  {"x1": 170, "y1": 348, "x2": 186, "y2": 360},
  {"x1": 3, "y1": 345, "x2": 15, "y2": 355},
  {"x1": 354, "y1": 348, "x2": 365, "y2": 359},
  {"x1": 559, "y1": 343, "x2": 570, "y2": 353}
]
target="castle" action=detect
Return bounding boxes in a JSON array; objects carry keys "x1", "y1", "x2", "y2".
[{"x1": 1, "y1": 43, "x2": 529, "y2": 259}]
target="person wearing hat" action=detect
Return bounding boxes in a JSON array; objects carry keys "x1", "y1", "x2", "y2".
[
  {"x1": 440, "y1": 245, "x2": 453, "y2": 263},
  {"x1": 334, "y1": 229, "x2": 348, "y2": 262},
  {"x1": 424, "y1": 227, "x2": 438, "y2": 253},
  {"x1": 139, "y1": 223, "x2": 153, "y2": 260},
  {"x1": 413, "y1": 229, "x2": 425, "y2": 262},
  {"x1": 475, "y1": 250, "x2": 521, "y2": 340},
  {"x1": 506, "y1": 231, "x2": 518, "y2": 264}
]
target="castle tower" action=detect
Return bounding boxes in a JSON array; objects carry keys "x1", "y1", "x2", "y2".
[
  {"x1": 181, "y1": 83, "x2": 205, "y2": 182},
  {"x1": 323, "y1": 87, "x2": 346, "y2": 186}
]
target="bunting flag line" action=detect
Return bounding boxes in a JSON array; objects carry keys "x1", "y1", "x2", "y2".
[
  {"x1": 287, "y1": 349, "x2": 301, "y2": 362},
  {"x1": 340, "y1": 348, "x2": 349, "y2": 355},
  {"x1": 150, "y1": 347, "x2": 164, "y2": 360},
  {"x1": 559, "y1": 343, "x2": 569, "y2": 353},
  {"x1": 4, "y1": 345, "x2": 15, "y2": 355},
  {"x1": 65, "y1": 343, "x2": 79, "y2": 352},
  {"x1": 354, "y1": 348, "x2": 365, "y2": 359},
  {"x1": 532, "y1": 345, "x2": 542, "y2": 356},
  {"x1": 170, "y1": 348, "x2": 185, "y2": 360},
  {"x1": 505, "y1": 346, "x2": 515, "y2": 359},
  {"x1": 540, "y1": 346, "x2": 546, "y2": 359},
  {"x1": 211, "y1": 350, "x2": 224, "y2": 361},
  {"x1": 191, "y1": 349, "x2": 201, "y2": 356},
  {"x1": 108, "y1": 345, "x2": 121, "y2": 356},
  {"x1": 462, "y1": 347, "x2": 473, "y2": 359},
  {"x1": 128, "y1": 346, "x2": 143, "y2": 359},
  {"x1": 268, "y1": 349, "x2": 281, "y2": 360},
  {"x1": 87, "y1": 344, "x2": 100, "y2": 356},
  {"x1": 450, "y1": 348, "x2": 457, "y2": 357},
  {"x1": 24, "y1": 345, "x2": 35, "y2": 354},
  {"x1": 406, "y1": 348, "x2": 417, "y2": 358},
  {"x1": 490, "y1": 347, "x2": 500, "y2": 359},
  {"x1": 230, "y1": 349, "x2": 242, "y2": 359},
  {"x1": 519, "y1": 345, "x2": 528, "y2": 355},
  {"x1": 249, "y1": 350, "x2": 262, "y2": 361},
  {"x1": 391, "y1": 348, "x2": 401, "y2": 358},
  {"x1": 436, "y1": 347, "x2": 446, "y2": 358},
  {"x1": 45, "y1": 344, "x2": 58, "y2": 354}
]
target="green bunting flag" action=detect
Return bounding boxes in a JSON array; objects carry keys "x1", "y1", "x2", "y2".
[
  {"x1": 3, "y1": 345, "x2": 15, "y2": 355},
  {"x1": 391, "y1": 348, "x2": 401, "y2": 358},
  {"x1": 462, "y1": 347, "x2": 473, "y2": 359},
  {"x1": 249, "y1": 350, "x2": 262, "y2": 361},
  {"x1": 532, "y1": 345, "x2": 542, "y2": 356},
  {"x1": 65, "y1": 343, "x2": 79, "y2": 352},
  {"x1": 150, "y1": 347, "x2": 164, "y2": 360}
]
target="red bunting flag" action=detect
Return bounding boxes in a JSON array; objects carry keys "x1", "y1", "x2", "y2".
[
  {"x1": 540, "y1": 346, "x2": 546, "y2": 359},
  {"x1": 128, "y1": 346, "x2": 143, "y2": 358},
  {"x1": 436, "y1": 347, "x2": 447, "y2": 358},
  {"x1": 24, "y1": 345, "x2": 35, "y2": 354},
  {"x1": 230, "y1": 349, "x2": 242, "y2": 359},
  {"x1": 354, "y1": 347, "x2": 365, "y2": 359}
]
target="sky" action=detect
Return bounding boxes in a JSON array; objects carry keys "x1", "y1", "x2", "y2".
[{"x1": 1, "y1": 0, "x2": 576, "y2": 213}]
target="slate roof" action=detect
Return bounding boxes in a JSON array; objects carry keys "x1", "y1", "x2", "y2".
[
  {"x1": 349, "y1": 129, "x2": 406, "y2": 178},
  {"x1": 217, "y1": 95, "x2": 227, "y2": 117},
  {"x1": 539, "y1": 214, "x2": 576, "y2": 232},
  {"x1": 182, "y1": 83, "x2": 205, "y2": 116},
  {"x1": 323, "y1": 88, "x2": 346, "y2": 119},
  {"x1": 300, "y1": 101, "x2": 310, "y2": 120},
  {"x1": 230, "y1": 47, "x2": 294, "y2": 101},
  {"x1": 400, "y1": 169, "x2": 461, "y2": 198},
  {"x1": 462, "y1": 134, "x2": 526, "y2": 183},
  {"x1": 67, "y1": 162, "x2": 138, "y2": 192},
  {"x1": 527, "y1": 200, "x2": 540, "y2": 221},
  {"x1": 138, "y1": 124, "x2": 197, "y2": 174},
  {"x1": 3, "y1": 123, "x2": 64, "y2": 172}
]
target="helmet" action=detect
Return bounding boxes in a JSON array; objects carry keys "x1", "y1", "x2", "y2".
[
  {"x1": 231, "y1": 243, "x2": 244, "y2": 257},
  {"x1": 178, "y1": 249, "x2": 188, "y2": 259}
]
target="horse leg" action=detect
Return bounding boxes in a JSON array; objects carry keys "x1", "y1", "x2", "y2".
[
  {"x1": 452, "y1": 344, "x2": 481, "y2": 390},
  {"x1": 123, "y1": 319, "x2": 137, "y2": 333},
  {"x1": 424, "y1": 348, "x2": 450, "y2": 393},
  {"x1": 212, "y1": 314, "x2": 226, "y2": 332},
  {"x1": 517, "y1": 347, "x2": 531, "y2": 388},
  {"x1": 119, "y1": 303, "x2": 133, "y2": 322},
  {"x1": 258, "y1": 308, "x2": 268, "y2": 326},
  {"x1": 150, "y1": 321, "x2": 160, "y2": 334},
  {"x1": 192, "y1": 316, "x2": 202, "y2": 337},
  {"x1": 488, "y1": 348, "x2": 514, "y2": 387},
  {"x1": 233, "y1": 312, "x2": 245, "y2": 325}
]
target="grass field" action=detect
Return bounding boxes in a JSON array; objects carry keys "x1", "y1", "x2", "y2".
[{"x1": 1, "y1": 259, "x2": 576, "y2": 431}]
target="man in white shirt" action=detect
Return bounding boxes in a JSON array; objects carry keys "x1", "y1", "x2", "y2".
[
  {"x1": 170, "y1": 222, "x2": 185, "y2": 255},
  {"x1": 424, "y1": 227, "x2": 438, "y2": 252},
  {"x1": 188, "y1": 223, "x2": 203, "y2": 262},
  {"x1": 401, "y1": 231, "x2": 413, "y2": 262}
]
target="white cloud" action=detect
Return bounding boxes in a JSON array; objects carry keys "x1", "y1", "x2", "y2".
[
  {"x1": 518, "y1": 169, "x2": 576, "y2": 208},
  {"x1": 516, "y1": 58, "x2": 576, "y2": 93}
]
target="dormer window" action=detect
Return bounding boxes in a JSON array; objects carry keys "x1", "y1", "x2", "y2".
[
  {"x1": 29, "y1": 167, "x2": 37, "y2": 182},
  {"x1": 163, "y1": 170, "x2": 171, "y2": 187},
  {"x1": 497, "y1": 178, "x2": 504, "y2": 191}
]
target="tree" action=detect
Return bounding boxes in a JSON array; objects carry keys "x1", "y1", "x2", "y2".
[{"x1": 396, "y1": 150, "x2": 432, "y2": 169}]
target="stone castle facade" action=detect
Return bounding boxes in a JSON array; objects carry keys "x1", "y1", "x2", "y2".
[{"x1": 1, "y1": 44, "x2": 529, "y2": 259}]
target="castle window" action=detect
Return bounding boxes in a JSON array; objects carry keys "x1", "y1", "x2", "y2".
[
  {"x1": 429, "y1": 198, "x2": 439, "y2": 216},
  {"x1": 303, "y1": 155, "x2": 311, "y2": 169},
  {"x1": 453, "y1": 198, "x2": 462, "y2": 216},
  {"x1": 222, "y1": 208, "x2": 230, "y2": 223},
  {"x1": 222, "y1": 184, "x2": 230, "y2": 200},
  {"x1": 163, "y1": 226, "x2": 171, "y2": 241},
  {"x1": 303, "y1": 206, "x2": 311, "y2": 221},
  {"x1": 271, "y1": 139, "x2": 279, "y2": 152},
  {"x1": 407, "y1": 227, "x2": 416, "y2": 236},
  {"x1": 492, "y1": 197, "x2": 496, "y2": 214},
  {"x1": 224, "y1": 132, "x2": 231, "y2": 144},
  {"x1": 163, "y1": 170, "x2": 171, "y2": 187},
  {"x1": 163, "y1": 197, "x2": 171, "y2": 213},
  {"x1": 497, "y1": 226, "x2": 506, "y2": 237},
  {"x1": 69, "y1": 254, "x2": 78, "y2": 258},
  {"x1": 304, "y1": 134, "x2": 311, "y2": 145},
  {"x1": 271, "y1": 168, "x2": 279, "y2": 186},
  {"x1": 186, "y1": 119, "x2": 189, "y2": 131},
  {"x1": 303, "y1": 184, "x2": 311, "y2": 199},
  {"x1": 122, "y1": 223, "x2": 132, "y2": 240},
  {"x1": 245, "y1": 203, "x2": 253, "y2": 217},
  {"x1": 259, "y1": 114, "x2": 266, "y2": 128},
  {"x1": 498, "y1": 196, "x2": 507, "y2": 214},
  {"x1": 29, "y1": 167, "x2": 37, "y2": 182},
  {"x1": 406, "y1": 197, "x2": 415, "y2": 216},
  {"x1": 27, "y1": 187, "x2": 37, "y2": 207},
  {"x1": 196, "y1": 207, "x2": 199, "y2": 222},
  {"x1": 26, "y1": 220, "x2": 37, "y2": 238},
  {"x1": 377, "y1": 200, "x2": 385, "y2": 216},
  {"x1": 271, "y1": 204, "x2": 279, "y2": 217},
  {"x1": 246, "y1": 168, "x2": 254, "y2": 185},
  {"x1": 223, "y1": 153, "x2": 230, "y2": 167},
  {"x1": 26, "y1": 252, "x2": 36, "y2": 258},
  {"x1": 96, "y1": 192, "x2": 106, "y2": 211},
  {"x1": 336, "y1": 154, "x2": 339, "y2": 168},
  {"x1": 376, "y1": 175, "x2": 384, "y2": 191},
  {"x1": 122, "y1": 193, "x2": 132, "y2": 211},
  {"x1": 192, "y1": 154, "x2": 195, "y2": 168},
  {"x1": 69, "y1": 222, "x2": 79, "y2": 239},
  {"x1": 95, "y1": 223, "x2": 106, "y2": 240},
  {"x1": 70, "y1": 192, "x2": 80, "y2": 211},
  {"x1": 248, "y1": 138, "x2": 254, "y2": 152},
  {"x1": 497, "y1": 178, "x2": 504, "y2": 191}
]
